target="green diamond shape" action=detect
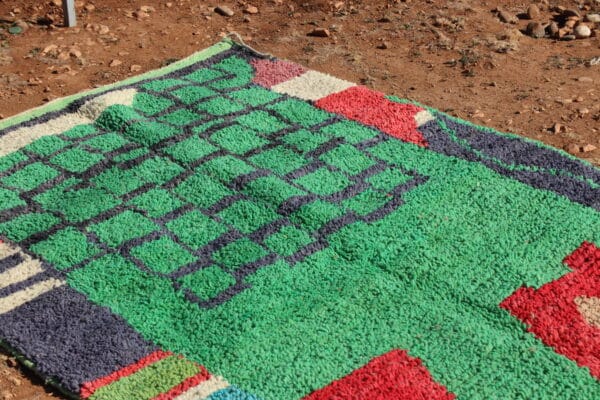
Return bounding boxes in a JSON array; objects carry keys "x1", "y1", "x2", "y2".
[
  {"x1": 159, "y1": 109, "x2": 203, "y2": 126},
  {"x1": 218, "y1": 200, "x2": 279, "y2": 234},
  {"x1": 236, "y1": 111, "x2": 287, "y2": 134},
  {"x1": 172, "y1": 86, "x2": 216, "y2": 105},
  {"x1": 174, "y1": 172, "x2": 232, "y2": 208},
  {"x1": 83, "y1": 133, "x2": 130, "y2": 152},
  {"x1": 167, "y1": 210, "x2": 227, "y2": 250},
  {"x1": 2, "y1": 163, "x2": 59, "y2": 191},
  {"x1": 282, "y1": 129, "x2": 329, "y2": 153},
  {"x1": 131, "y1": 236, "x2": 195, "y2": 274},
  {"x1": 89, "y1": 210, "x2": 158, "y2": 247},
  {"x1": 163, "y1": 136, "x2": 217, "y2": 164},
  {"x1": 213, "y1": 238, "x2": 267, "y2": 271},
  {"x1": 31, "y1": 227, "x2": 100, "y2": 270},
  {"x1": 320, "y1": 144, "x2": 376, "y2": 175},
  {"x1": 229, "y1": 87, "x2": 281, "y2": 106},
  {"x1": 50, "y1": 147, "x2": 104, "y2": 173},
  {"x1": 24, "y1": 136, "x2": 69, "y2": 156},
  {"x1": 294, "y1": 168, "x2": 351, "y2": 196},
  {"x1": 211, "y1": 125, "x2": 268, "y2": 155},
  {"x1": 264, "y1": 225, "x2": 313, "y2": 257},
  {"x1": 196, "y1": 97, "x2": 245, "y2": 116},
  {"x1": 0, "y1": 188, "x2": 25, "y2": 211},
  {"x1": 0, "y1": 213, "x2": 59, "y2": 242},
  {"x1": 249, "y1": 146, "x2": 307, "y2": 175},
  {"x1": 178, "y1": 266, "x2": 235, "y2": 301},
  {"x1": 128, "y1": 188, "x2": 183, "y2": 218}
]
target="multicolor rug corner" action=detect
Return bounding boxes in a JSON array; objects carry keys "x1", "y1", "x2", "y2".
[{"x1": 0, "y1": 39, "x2": 599, "y2": 399}]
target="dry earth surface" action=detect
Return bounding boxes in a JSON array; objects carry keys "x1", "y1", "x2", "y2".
[{"x1": 0, "y1": 0, "x2": 599, "y2": 398}]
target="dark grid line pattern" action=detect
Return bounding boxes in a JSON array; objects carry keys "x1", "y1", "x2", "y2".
[{"x1": 0, "y1": 54, "x2": 429, "y2": 308}]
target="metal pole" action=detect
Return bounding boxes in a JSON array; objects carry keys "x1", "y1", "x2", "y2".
[{"x1": 62, "y1": 0, "x2": 76, "y2": 27}]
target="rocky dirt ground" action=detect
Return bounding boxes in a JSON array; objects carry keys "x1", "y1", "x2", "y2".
[{"x1": 0, "y1": 0, "x2": 599, "y2": 398}]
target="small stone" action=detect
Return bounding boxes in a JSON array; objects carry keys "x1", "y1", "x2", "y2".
[
  {"x1": 585, "y1": 13, "x2": 600, "y2": 23},
  {"x1": 5, "y1": 358, "x2": 17, "y2": 367},
  {"x1": 565, "y1": 143, "x2": 581, "y2": 154},
  {"x1": 166, "y1": 2, "x2": 173, "y2": 8},
  {"x1": 130, "y1": 64, "x2": 142, "y2": 72},
  {"x1": 565, "y1": 19, "x2": 577, "y2": 29},
  {"x1": 214, "y1": 5, "x2": 234, "y2": 17},
  {"x1": 244, "y1": 5, "x2": 258, "y2": 14},
  {"x1": 376, "y1": 41, "x2": 390, "y2": 49},
  {"x1": 561, "y1": 34, "x2": 576, "y2": 41},
  {"x1": 562, "y1": 9, "x2": 581, "y2": 18},
  {"x1": 308, "y1": 28, "x2": 330, "y2": 37},
  {"x1": 139, "y1": 6, "x2": 155, "y2": 13},
  {"x1": 551, "y1": 123, "x2": 565, "y2": 134},
  {"x1": 378, "y1": 16, "x2": 392, "y2": 23},
  {"x1": 546, "y1": 21, "x2": 559, "y2": 37},
  {"x1": 243, "y1": 16, "x2": 251, "y2": 23},
  {"x1": 526, "y1": 4, "x2": 540, "y2": 20},
  {"x1": 84, "y1": 4, "x2": 95, "y2": 12},
  {"x1": 8, "y1": 25, "x2": 22, "y2": 35},
  {"x1": 578, "y1": 107, "x2": 590, "y2": 115},
  {"x1": 97, "y1": 24, "x2": 110, "y2": 34},
  {"x1": 109, "y1": 59, "x2": 122, "y2": 67},
  {"x1": 42, "y1": 44, "x2": 58, "y2": 55},
  {"x1": 132, "y1": 10, "x2": 150, "y2": 19},
  {"x1": 582, "y1": 144, "x2": 597, "y2": 153},
  {"x1": 57, "y1": 51, "x2": 70, "y2": 61},
  {"x1": 574, "y1": 24, "x2": 591, "y2": 39},
  {"x1": 578, "y1": 76, "x2": 594, "y2": 83},
  {"x1": 526, "y1": 22, "x2": 546, "y2": 38},
  {"x1": 498, "y1": 10, "x2": 518, "y2": 24},
  {"x1": 8, "y1": 376, "x2": 21, "y2": 387},
  {"x1": 69, "y1": 47, "x2": 82, "y2": 58}
]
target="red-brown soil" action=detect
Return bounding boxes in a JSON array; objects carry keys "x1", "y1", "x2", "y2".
[{"x1": 0, "y1": 1, "x2": 599, "y2": 398}]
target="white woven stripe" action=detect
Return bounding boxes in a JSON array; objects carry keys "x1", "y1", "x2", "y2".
[
  {"x1": 0, "y1": 278, "x2": 65, "y2": 315},
  {"x1": 271, "y1": 70, "x2": 355, "y2": 101},
  {"x1": 174, "y1": 375, "x2": 230, "y2": 400}
]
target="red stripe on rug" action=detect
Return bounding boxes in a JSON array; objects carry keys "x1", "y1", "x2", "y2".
[
  {"x1": 314, "y1": 86, "x2": 428, "y2": 147},
  {"x1": 80, "y1": 350, "x2": 172, "y2": 398},
  {"x1": 151, "y1": 368, "x2": 211, "y2": 400},
  {"x1": 501, "y1": 241, "x2": 600, "y2": 379},
  {"x1": 303, "y1": 349, "x2": 455, "y2": 400}
]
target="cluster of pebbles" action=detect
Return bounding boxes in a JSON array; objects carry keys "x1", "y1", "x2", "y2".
[{"x1": 497, "y1": 4, "x2": 600, "y2": 40}]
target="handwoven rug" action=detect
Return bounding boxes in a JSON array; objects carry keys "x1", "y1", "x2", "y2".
[{"x1": 0, "y1": 39, "x2": 599, "y2": 399}]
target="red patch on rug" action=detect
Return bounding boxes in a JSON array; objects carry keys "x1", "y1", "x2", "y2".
[
  {"x1": 314, "y1": 86, "x2": 428, "y2": 147},
  {"x1": 500, "y1": 241, "x2": 600, "y2": 379},
  {"x1": 251, "y1": 59, "x2": 306, "y2": 88},
  {"x1": 303, "y1": 349, "x2": 455, "y2": 400}
]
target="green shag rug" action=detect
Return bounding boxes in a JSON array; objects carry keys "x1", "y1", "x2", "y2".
[{"x1": 0, "y1": 39, "x2": 599, "y2": 399}]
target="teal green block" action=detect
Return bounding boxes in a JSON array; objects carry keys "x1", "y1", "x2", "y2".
[
  {"x1": 131, "y1": 236, "x2": 194, "y2": 274},
  {"x1": 196, "y1": 97, "x2": 245, "y2": 116},
  {"x1": 141, "y1": 78, "x2": 187, "y2": 92},
  {"x1": 218, "y1": 200, "x2": 279, "y2": 234},
  {"x1": 2, "y1": 163, "x2": 59, "y2": 191},
  {"x1": 268, "y1": 99, "x2": 331, "y2": 127},
  {"x1": 24, "y1": 136, "x2": 69, "y2": 156},
  {"x1": 172, "y1": 86, "x2": 217, "y2": 105},
  {"x1": 163, "y1": 136, "x2": 217, "y2": 164},
  {"x1": 184, "y1": 68, "x2": 223, "y2": 84},
  {"x1": 0, "y1": 151, "x2": 28, "y2": 173},
  {"x1": 30, "y1": 227, "x2": 100, "y2": 270},
  {"x1": 282, "y1": 129, "x2": 329, "y2": 153},
  {"x1": 236, "y1": 111, "x2": 287, "y2": 134},
  {"x1": 178, "y1": 266, "x2": 236, "y2": 301},
  {"x1": 211, "y1": 125, "x2": 268, "y2": 155},
  {"x1": 264, "y1": 225, "x2": 313, "y2": 257},
  {"x1": 89, "y1": 210, "x2": 158, "y2": 247},
  {"x1": 229, "y1": 87, "x2": 281, "y2": 106},
  {"x1": 175, "y1": 173, "x2": 233, "y2": 208},
  {"x1": 159, "y1": 109, "x2": 203, "y2": 126},
  {"x1": 124, "y1": 121, "x2": 179, "y2": 146},
  {"x1": 0, "y1": 213, "x2": 59, "y2": 242},
  {"x1": 197, "y1": 155, "x2": 254, "y2": 182},
  {"x1": 83, "y1": 133, "x2": 130, "y2": 152},
  {"x1": 294, "y1": 168, "x2": 351, "y2": 196},
  {"x1": 320, "y1": 120, "x2": 379, "y2": 144},
  {"x1": 167, "y1": 210, "x2": 227, "y2": 250},
  {"x1": 128, "y1": 188, "x2": 183, "y2": 218},
  {"x1": 213, "y1": 238, "x2": 268, "y2": 271},
  {"x1": 320, "y1": 144, "x2": 376, "y2": 175},
  {"x1": 50, "y1": 148, "x2": 104, "y2": 173},
  {"x1": 0, "y1": 188, "x2": 25, "y2": 211},
  {"x1": 249, "y1": 146, "x2": 307, "y2": 175}
]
